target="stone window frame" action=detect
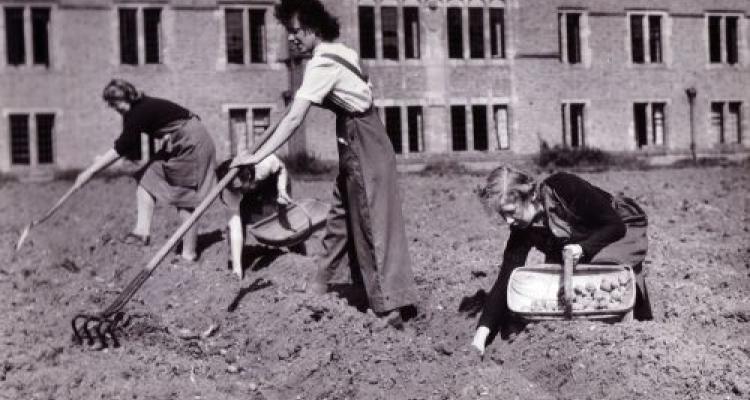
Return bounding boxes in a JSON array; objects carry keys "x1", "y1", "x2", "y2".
[
  {"x1": 631, "y1": 100, "x2": 669, "y2": 151},
  {"x1": 221, "y1": 103, "x2": 277, "y2": 157},
  {"x1": 625, "y1": 10, "x2": 672, "y2": 68},
  {"x1": 0, "y1": 3, "x2": 56, "y2": 71},
  {"x1": 704, "y1": 11, "x2": 747, "y2": 67},
  {"x1": 446, "y1": 0, "x2": 509, "y2": 66},
  {"x1": 560, "y1": 100, "x2": 589, "y2": 148},
  {"x1": 358, "y1": 0, "x2": 423, "y2": 65},
  {"x1": 2, "y1": 108, "x2": 61, "y2": 172},
  {"x1": 374, "y1": 98, "x2": 427, "y2": 156},
  {"x1": 558, "y1": 8, "x2": 591, "y2": 67},
  {"x1": 447, "y1": 98, "x2": 511, "y2": 152},
  {"x1": 709, "y1": 100, "x2": 745, "y2": 147},
  {"x1": 111, "y1": 3, "x2": 171, "y2": 69}
]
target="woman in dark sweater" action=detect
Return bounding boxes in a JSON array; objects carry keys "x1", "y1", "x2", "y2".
[
  {"x1": 471, "y1": 165, "x2": 652, "y2": 355},
  {"x1": 74, "y1": 79, "x2": 217, "y2": 262}
]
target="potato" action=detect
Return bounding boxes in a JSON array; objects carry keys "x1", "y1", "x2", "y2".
[
  {"x1": 585, "y1": 281, "x2": 598, "y2": 293},
  {"x1": 572, "y1": 302, "x2": 584, "y2": 311},
  {"x1": 618, "y1": 271, "x2": 631, "y2": 286},
  {"x1": 610, "y1": 288, "x2": 623, "y2": 302},
  {"x1": 600, "y1": 278, "x2": 613, "y2": 292},
  {"x1": 593, "y1": 290, "x2": 607, "y2": 301},
  {"x1": 596, "y1": 298, "x2": 609, "y2": 309},
  {"x1": 574, "y1": 284, "x2": 585, "y2": 295}
]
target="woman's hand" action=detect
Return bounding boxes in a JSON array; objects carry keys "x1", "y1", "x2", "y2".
[
  {"x1": 563, "y1": 244, "x2": 584, "y2": 261},
  {"x1": 276, "y1": 190, "x2": 293, "y2": 206},
  {"x1": 230, "y1": 151, "x2": 260, "y2": 168}
]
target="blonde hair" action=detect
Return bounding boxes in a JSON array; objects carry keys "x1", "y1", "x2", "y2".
[{"x1": 477, "y1": 164, "x2": 537, "y2": 216}]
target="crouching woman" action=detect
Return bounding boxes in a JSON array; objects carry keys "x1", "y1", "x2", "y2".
[{"x1": 471, "y1": 165, "x2": 653, "y2": 355}]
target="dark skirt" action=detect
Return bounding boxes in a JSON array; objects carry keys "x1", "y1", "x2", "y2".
[
  {"x1": 138, "y1": 117, "x2": 217, "y2": 209},
  {"x1": 316, "y1": 107, "x2": 418, "y2": 313}
]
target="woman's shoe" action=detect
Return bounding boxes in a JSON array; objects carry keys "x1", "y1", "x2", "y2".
[{"x1": 120, "y1": 232, "x2": 150, "y2": 246}]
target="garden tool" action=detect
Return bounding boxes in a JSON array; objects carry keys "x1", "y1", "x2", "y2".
[
  {"x1": 561, "y1": 254, "x2": 576, "y2": 319},
  {"x1": 15, "y1": 183, "x2": 81, "y2": 251},
  {"x1": 71, "y1": 104, "x2": 289, "y2": 349}
]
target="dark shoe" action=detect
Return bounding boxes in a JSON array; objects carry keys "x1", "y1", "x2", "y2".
[
  {"x1": 375, "y1": 309, "x2": 405, "y2": 330},
  {"x1": 120, "y1": 232, "x2": 150, "y2": 246}
]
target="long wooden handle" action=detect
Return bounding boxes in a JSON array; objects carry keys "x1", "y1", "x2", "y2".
[
  {"x1": 34, "y1": 183, "x2": 81, "y2": 226},
  {"x1": 562, "y1": 255, "x2": 575, "y2": 318}
]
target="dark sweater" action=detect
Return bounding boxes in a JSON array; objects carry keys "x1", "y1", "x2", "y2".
[{"x1": 113, "y1": 96, "x2": 191, "y2": 160}]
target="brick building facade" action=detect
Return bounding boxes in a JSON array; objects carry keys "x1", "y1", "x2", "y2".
[{"x1": 1, "y1": 0, "x2": 748, "y2": 176}]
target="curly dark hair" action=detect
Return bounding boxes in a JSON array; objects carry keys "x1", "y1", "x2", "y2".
[
  {"x1": 275, "y1": 0, "x2": 340, "y2": 41},
  {"x1": 102, "y1": 78, "x2": 143, "y2": 103}
]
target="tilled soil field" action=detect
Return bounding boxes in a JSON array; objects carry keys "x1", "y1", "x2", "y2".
[{"x1": 1, "y1": 165, "x2": 748, "y2": 400}]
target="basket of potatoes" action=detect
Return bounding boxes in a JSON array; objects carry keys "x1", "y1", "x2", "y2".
[{"x1": 506, "y1": 263, "x2": 635, "y2": 321}]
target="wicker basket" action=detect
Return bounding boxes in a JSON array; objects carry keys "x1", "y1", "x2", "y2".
[
  {"x1": 507, "y1": 263, "x2": 636, "y2": 321},
  {"x1": 247, "y1": 198, "x2": 330, "y2": 247}
]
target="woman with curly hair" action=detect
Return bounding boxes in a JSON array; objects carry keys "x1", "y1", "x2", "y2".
[
  {"x1": 73, "y1": 79, "x2": 217, "y2": 263},
  {"x1": 232, "y1": 0, "x2": 417, "y2": 326},
  {"x1": 471, "y1": 165, "x2": 653, "y2": 355}
]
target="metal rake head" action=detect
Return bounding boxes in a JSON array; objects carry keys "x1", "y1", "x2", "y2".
[{"x1": 71, "y1": 312, "x2": 127, "y2": 349}]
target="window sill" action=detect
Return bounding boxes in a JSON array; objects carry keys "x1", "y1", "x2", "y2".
[
  {"x1": 712, "y1": 143, "x2": 745, "y2": 152},
  {"x1": 706, "y1": 63, "x2": 746, "y2": 70},
  {"x1": 447, "y1": 58, "x2": 509, "y2": 67},
  {"x1": 223, "y1": 62, "x2": 280, "y2": 71},
  {"x1": 627, "y1": 63, "x2": 669, "y2": 69},
  {"x1": 117, "y1": 63, "x2": 170, "y2": 73},
  {"x1": 362, "y1": 59, "x2": 425, "y2": 67},
  {"x1": 1, "y1": 65, "x2": 54, "y2": 73},
  {"x1": 636, "y1": 145, "x2": 668, "y2": 155}
]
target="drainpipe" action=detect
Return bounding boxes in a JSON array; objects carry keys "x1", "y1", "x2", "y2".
[{"x1": 685, "y1": 87, "x2": 697, "y2": 162}]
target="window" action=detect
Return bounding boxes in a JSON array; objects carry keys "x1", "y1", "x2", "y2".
[
  {"x1": 493, "y1": 105, "x2": 510, "y2": 150},
  {"x1": 633, "y1": 102, "x2": 666, "y2": 148},
  {"x1": 359, "y1": 5, "x2": 419, "y2": 61},
  {"x1": 404, "y1": 7, "x2": 420, "y2": 59},
  {"x1": 378, "y1": 105, "x2": 424, "y2": 154},
  {"x1": 381, "y1": 7, "x2": 398, "y2": 60},
  {"x1": 9, "y1": 113, "x2": 55, "y2": 166},
  {"x1": 224, "y1": 8, "x2": 267, "y2": 65},
  {"x1": 489, "y1": 8, "x2": 505, "y2": 59},
  {"x1": 4, "y1": 6, "x2": 51, "y2": 67},
  {"x1": 630, "y1": 13, "x2": 663, "y2": 64},
  {"x1": 559, "y1": 11, "x2": 582, "y2": 64},
  {"x1": 451, "y1": 105, "x2": 467, "y2": 151},
  {"x1": 228, "y1": 107, "x2": 271, "y2": 156},
  {"x1": 119, "y1": 7, "x2": 161, "y2": 65},
  {"x1": 472, "y1": 105, "x2": 488, "y2": 150},
  {"x1": 711, "y1": 102, "x2": 743, "y2": 145},
  {"x1": 561, "y1": 103, "x2": 586, "y2": 147},
  {"x1": 359, "y1": 6, "x2": 376, "y2": 59},
  {"x1": 449, "y1": 6, "x2": 506, "y2": 60},
  {"x1": 384, "y1": 106, "x2": 402, "y2": 153},
  {"x1": 708, "y1": 15, "x2": 740, "y2": 65}
]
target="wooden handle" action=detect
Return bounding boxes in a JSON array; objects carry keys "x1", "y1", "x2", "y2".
[{"x1": 562, "y1": 255, "x2": 575, "y2": 318}]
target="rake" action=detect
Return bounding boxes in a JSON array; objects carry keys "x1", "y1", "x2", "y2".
[
  {"x1": 72, "y1": 105, "x2": 289, "y2": 348},
  {"x1": 15, "y1": 184, "x2": 81, "y2": 251}
]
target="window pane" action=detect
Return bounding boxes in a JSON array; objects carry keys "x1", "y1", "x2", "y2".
[
  {"x1": 229, "y1": 108, "x2": 248, "y2": 155},
  {"x1": 225, "y1": 9, "x2": 244, "y2": 64},
  {"x1": 407, "y1": 106, "x2": 422, "y2": 153},
  {"x1": 252, "y1": 108, "x2": 270, "y2": 136},
  {"x1": 119, "y1": 8, "x2": 138, "y2": 65},
  {"x1": 36, "y1": 114, "x2": 54, "y2": 164},
  {"x1": 358, "y1": 6, "x2": 376, "y2": 59},
  {"x1": 490, "y1": 8, "x2": 505, "y2": 58},
  {"x1": 726, "y1": 17, "x2": 738, "y2": 65},
  {"x1": 381, "y1": 7, "x2": 398, "y2": 60},
  {"x1": 472, "y1": 105, "x2": 488, "y2": 150},
  {"x1": 249, "y1": 9, "x2": 266, "y2": 63},
  {"x1": 630, "y1": 15, "x2": 644, "y2": 63},
  {"x1": 648, "y1": 15, "x2": 662, "y2": 63},
  {"x1": 570, "y1": 103, "x2": 585, "y2": 147},
  {"x1": 493, "y1": 105, "x2": 509, "y2": 149},
  {"x1": 708, "y1": 16, "x2": 721, "y2": 63},
  {"x1": 10, "y1": 114, "x2": 30, "y2": 165},
  {"x1": 566, "y1": 14, "x2": 581, "y2": 64},
  {"x1": 447, "y1": 8, "x2": 463, "y2": 59},
  {"x1": 728, "y1": 102, "x2": 742, "y2": 144},
  {"x1": 144, "y1": 8, "x2": 161, "y2": 64},
  {"x1": 468, "y1": 8, "x2": 484, "y2": 59},
  {"x1": 31, "y1": 8, "x2": 50, "y2": 66},
  {"x1": 451, "y1": 105, "x2": 467, "y2": 151},
  {"x1": 404, "y1": 7, "x2": 420, "y2": 59},
  {"x1": 5, "y1": 7, "x2": 25, "y2": 65},
  {"x1": 384, "y1": 107, "x2": 402, "y2": 154},
  {"x1": 710, "y1": 102, "x2": 725, "y2": 143},
  {"x1": 651, "y1": 103, "x2": 665, "y2": 146}
]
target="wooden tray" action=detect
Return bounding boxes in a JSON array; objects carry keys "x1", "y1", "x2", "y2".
[
  {"x1": 507, "y1": 264, "x2": 636, "y2": 321},
  {"x1": 247, "y1": 198, "x2": 330, "y2": 247}
]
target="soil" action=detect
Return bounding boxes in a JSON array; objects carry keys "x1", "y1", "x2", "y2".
[{"x1": 1, "y1": 166, "x2": 748, "y2": 400}]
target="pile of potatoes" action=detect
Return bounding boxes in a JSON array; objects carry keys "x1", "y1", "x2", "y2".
[{"x1": 528, "y1": 270, "x2": 632, "y2": 312}]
